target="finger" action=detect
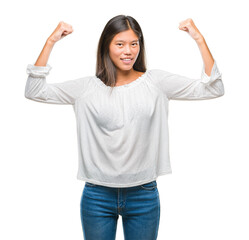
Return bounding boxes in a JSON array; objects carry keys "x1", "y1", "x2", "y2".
[{"x1": 179, "y1": 25, "x2": 187, "y2": 30}]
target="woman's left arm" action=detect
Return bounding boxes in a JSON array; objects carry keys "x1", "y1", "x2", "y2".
[
  {"x1": 179, "y1": 18, "x2": 214, "y2": 76},
  {"x1": 149, "y1": 18, "x2": 224, "y2": 101}
]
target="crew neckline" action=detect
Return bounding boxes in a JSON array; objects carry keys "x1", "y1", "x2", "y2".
[{"x1": 94, "y1": 70, "x2": 149, "y2": 90}]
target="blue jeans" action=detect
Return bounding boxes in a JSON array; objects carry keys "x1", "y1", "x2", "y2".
[{"x1": 80, "y1": 180, "x2": 160, "y2": 240}]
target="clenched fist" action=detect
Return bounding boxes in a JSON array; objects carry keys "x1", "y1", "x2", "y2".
[
  {"x1": 48, "y1": 21, "x2": 74, "y2": 44},
  {"x1": 178, "y1": 18, "x2": 203, "y2": 42}
]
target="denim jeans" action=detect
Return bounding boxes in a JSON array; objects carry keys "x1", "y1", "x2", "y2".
[{"x1": 80, "y1": 180, "x2": 160, "y2": 240}]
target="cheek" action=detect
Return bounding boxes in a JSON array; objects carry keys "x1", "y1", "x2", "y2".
[
  {"x1": 133, "y1": 47, "x2": 140, "y2": 58},
  {"x1": 110, "y1": 48, "x2": 121, "y2": 60},
  {"x1": 134, "y1": 46, "x2": 140, "y2": 54}
]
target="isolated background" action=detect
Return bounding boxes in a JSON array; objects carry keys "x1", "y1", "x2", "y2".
[{"x1": 1, "y1": 0, "x2": 248, "y2": 239}]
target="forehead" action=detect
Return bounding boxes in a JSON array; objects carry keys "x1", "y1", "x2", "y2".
[{"x1": 112, "y1": 29, "x2": 139, "y2": 41}]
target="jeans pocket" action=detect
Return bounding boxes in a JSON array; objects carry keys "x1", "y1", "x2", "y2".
[
  {"x1": 140, "y1": 180, "x2": 157, "y2": 190},
  {"x1": 85, "y1": 182, "x2": 97, "y2": 187}
]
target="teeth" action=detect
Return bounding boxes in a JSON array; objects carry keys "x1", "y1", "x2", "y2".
[{"x1": 122, "y1": 59, "x2": 131, "y2": 60}]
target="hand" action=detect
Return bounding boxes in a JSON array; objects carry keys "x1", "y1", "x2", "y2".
[
  {"x1": 178, "y1": 18, "x2": 203, "y2": 42},
  {"x1": 47, "y1": 21, "x2": 74, "y2": 44}
]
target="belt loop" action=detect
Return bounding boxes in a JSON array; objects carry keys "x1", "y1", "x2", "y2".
[{"x1": 153, "y1": 180, "x2": 156, "y2": 187}]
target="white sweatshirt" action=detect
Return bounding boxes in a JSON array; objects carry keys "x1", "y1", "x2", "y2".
[{"x1": 25, "y1": 60, "x2": 224, "y2": 187}]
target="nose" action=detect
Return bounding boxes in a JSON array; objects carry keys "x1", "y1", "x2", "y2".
[{"x1": 123, "y1": 45, "x2": 131, "y2": 55}]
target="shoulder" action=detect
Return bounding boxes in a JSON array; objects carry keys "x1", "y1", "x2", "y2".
[
  {"x1": 65, "y1": 75, "x2": 95, "y2": 92},
  {"x1": 147, "y1": 69, "x2": 172, "y2": 81},
  {"x1": 74, "y1": 75, "x2": 96, "y2": 84},
  {"x1": 149, "y1": 69, "x2": 171, "y2": 75}
]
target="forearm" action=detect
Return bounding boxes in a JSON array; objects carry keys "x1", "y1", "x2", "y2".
[
  {"x1": 34, "y1": 38, "x2": 55, "y2": 67},
  {"x1": 195, "y1": 36, "x2": 214, "y2": 76}
]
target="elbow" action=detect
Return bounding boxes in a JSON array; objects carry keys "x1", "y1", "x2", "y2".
[
  {"x1": 24, "y1": 89, "x2": 35, "y2": 100},
  {"x1": 213, "y1": 79, "x2": 225, "y2": 98},
  {"x1": 220, "y1": 90, "x2": 225, "y2": 97},
  {"x1": 219, "y1": 83, "x2": 225, "y2": 97},
  {"x1": 24, "y1": 81, "x2": 35, "y2": 100},
  {"x1": 213, "y1": 87, "x2": 225, "y2": 99},
  {"x1": 25, "y1": 94, "x2": 33, "y2": 101},
  {"x1": 24, "y1": 89, "x2": 48, "y2": 102},
  {"x1": 24, "y1": 91, "x2": 32, "y2": 100},
  {"x1": 24, "y1": 90, "x2": 39, "y2": 101},
  {"x1": 215, "y1": 88, "x2": 225, "y2": 98},
  {"x1": 24, "y1": 84, "x2": 47, "y2": 101}
]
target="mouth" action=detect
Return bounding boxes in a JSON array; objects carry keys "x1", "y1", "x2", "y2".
[{"x1": 120, "y1": 58, "x2": 133, "y2": 64}]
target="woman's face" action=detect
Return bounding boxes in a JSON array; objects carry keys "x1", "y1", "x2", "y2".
[{"x1": 109, "y1": 29, "x2": 140, "y2": 72}]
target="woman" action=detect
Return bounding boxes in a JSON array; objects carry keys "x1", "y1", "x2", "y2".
[{"x1": 25, "y1": 15, "x2": 224, "y2": 240}]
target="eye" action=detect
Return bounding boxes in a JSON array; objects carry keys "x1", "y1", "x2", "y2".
[
  {"x1": 116, "y1": 43, "x2": 123, "y2": 47},
  {"x1": 132, "y1": 42, "x2": 138, "y2": 46}
]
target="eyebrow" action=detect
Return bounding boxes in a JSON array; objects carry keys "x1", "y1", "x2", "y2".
[{"x1": 115, "y1": 40, "x2": 139, "y2": 43}]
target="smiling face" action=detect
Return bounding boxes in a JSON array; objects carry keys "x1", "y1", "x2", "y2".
[{"x1": 109, "y1": 29, "x2": 140, "y2": 73}]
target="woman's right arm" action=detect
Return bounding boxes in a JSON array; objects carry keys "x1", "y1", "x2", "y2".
[
  {"x1": 35, "y1": 21, "x2": 73, "y2": 66},
  {"x1": 25, "y1": 22, "x2": 89, "y2": 105},
  {"x1": 34, "y1": 39, "x2": 55, "y2": 67}
]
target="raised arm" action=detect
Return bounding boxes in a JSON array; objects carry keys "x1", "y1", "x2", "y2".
[
  {"x1": 35, "y1": 21, "x2": 74, "y2": 66},
  {"x1": 25, "y1": 22, "x2": 89, "y2": 105},
  {"x1": 149, "y1": 19, "x2": 224, "y2": 101},
  {"x1": 178, "y1": 18, "x2": 214, "y2": 76}
]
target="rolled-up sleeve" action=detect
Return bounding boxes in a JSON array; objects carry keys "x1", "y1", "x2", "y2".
[
  {"x1": 25, "y1": 64, "x2": 89, "y2": 105},
  {"x1": 151, "y1": 59, "x2": 225, "y2": 100}
]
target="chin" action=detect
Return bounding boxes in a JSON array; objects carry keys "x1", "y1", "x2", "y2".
[{"x1": 117, "y1": 65, "x2": 134, "y2": 72}]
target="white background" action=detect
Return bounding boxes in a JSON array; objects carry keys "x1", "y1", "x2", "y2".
[{"x1": 1, "y1": 0, "x2": 248, "y2": 239}]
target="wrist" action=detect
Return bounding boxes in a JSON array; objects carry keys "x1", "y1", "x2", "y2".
[
  {"x1": 195, "y1": 35, "x2": 205, "y2": 45},
  {"x1": 46, "y1": 38, "x2": 56, "y2": 46}
]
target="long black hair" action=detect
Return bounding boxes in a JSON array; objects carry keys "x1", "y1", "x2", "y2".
[{"x1": 96, "y1": 15, "x2": 147, "y2": 90}]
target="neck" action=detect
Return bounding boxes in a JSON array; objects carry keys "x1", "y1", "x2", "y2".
[{"x1": 116, "y1": 68, "x2": 138, "y2": 83}]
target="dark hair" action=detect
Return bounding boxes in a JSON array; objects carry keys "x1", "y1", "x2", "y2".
[{"x1": 96, "y1": 15, "x2": 147, "y2": 91}]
